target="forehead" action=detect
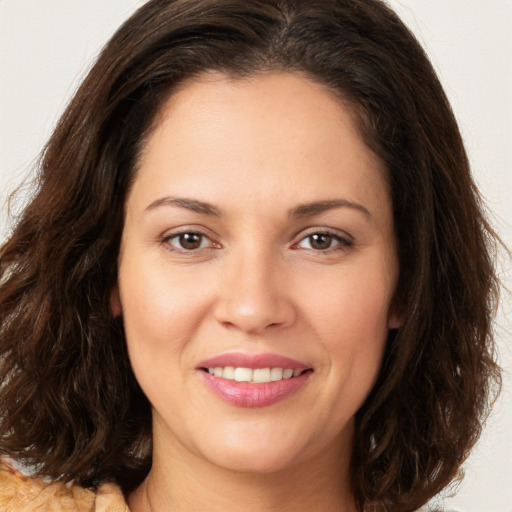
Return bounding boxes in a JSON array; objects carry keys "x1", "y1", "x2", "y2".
[{"x1": 130, "y1": 71, "x2": 389, "y2": 215}]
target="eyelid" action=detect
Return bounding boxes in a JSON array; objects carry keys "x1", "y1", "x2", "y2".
[
  {"x1": 291, "y1": 227, "x2": 354, "y2": 251},
  {"x1": 161, "y1": 226, "x2": 221, "y2": 252},
  {"x1": 294, "y1": 226, "x2": 353, "y2": 241},
  {"x1": 159, "y1": 225, "x2": 353, "y2": 254}
]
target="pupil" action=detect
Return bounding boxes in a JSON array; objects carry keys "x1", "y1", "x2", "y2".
[
  {"x1": 180, "y1": 233, "x2": 201, "y2": 250},
  {"x1": 310, "y1": 234, "x2": 332, "y2": 250}
]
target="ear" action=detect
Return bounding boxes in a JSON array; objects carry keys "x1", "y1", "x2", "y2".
[
  {"x1": 387, "y1": 300, "x2": 403, "y2": 329},
  {"x1": 388, "y1": 311, "x2": 402, "y2": 330},
  {"x1": 110, "y1": 284, "x2": 122, "y2": 317}
]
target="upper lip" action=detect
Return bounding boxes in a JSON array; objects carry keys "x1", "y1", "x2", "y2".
[{"x1": 197, "y1": 352, "x2": 311, "y2": 371}]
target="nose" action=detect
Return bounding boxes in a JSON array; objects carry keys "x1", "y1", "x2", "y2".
[{"x1": 213, "y1": 249, "x2": 296, "y2": 335}]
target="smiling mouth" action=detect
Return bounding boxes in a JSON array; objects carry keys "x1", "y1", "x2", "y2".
[{"x1": 201, "y1": 366, "x2": 312, "y2": 384}]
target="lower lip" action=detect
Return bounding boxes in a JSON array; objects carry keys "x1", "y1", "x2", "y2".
[{"x1": 198, "y1": 371, "x2": 312, "y2": 408}]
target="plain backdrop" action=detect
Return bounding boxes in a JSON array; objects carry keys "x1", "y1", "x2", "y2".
[{"x1": 0, "y1": 1, "x2": 511, "y2": 511}]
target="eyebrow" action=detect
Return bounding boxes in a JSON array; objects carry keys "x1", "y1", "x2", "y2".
[
  {"x1": 290, "y1": 199, "x2": 372, "y2": 219},
  {"x1": 145, "y1": 197, "x2": 221, "y2": 216},
  {"x1": 145, "y1": 196, "x2": 371, "y2": 219}
]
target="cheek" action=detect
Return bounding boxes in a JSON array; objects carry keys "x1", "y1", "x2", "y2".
[
  {"x1": 301, "y1": 260, "x2": 394, "y2": 390},
  {"x1": 320, "y1": 293, "x2": 389, "y2": 382},
  {"x1": 118, "y1": 256, "x2": 213, "y2": 382},
  {"x1": 303, "y1": 263, "x2": 395, "y2": 341}
]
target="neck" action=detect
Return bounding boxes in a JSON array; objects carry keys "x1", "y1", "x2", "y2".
[{"x1": 128, "y1": 421, "x2": 357, "y2": 512}]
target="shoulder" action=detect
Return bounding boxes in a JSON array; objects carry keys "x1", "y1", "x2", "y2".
[{"x1": 0, "y1": 458, "x2": 129, "y2": 512}]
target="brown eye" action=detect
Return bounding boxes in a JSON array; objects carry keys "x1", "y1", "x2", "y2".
[
  {"x1": 295, "y1": 231, "x2": 352, "y2": 252},
  {"x1": 308, "y1": 233, "x2": 333, "y2": 250},
  {"x1": 166, "y1": 232, "x2": 209, "y2": 251},
  {"x1": 179, "y1": 233, "x2": 203, "y2": 250}
]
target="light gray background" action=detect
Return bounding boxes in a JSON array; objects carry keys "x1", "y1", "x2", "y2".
[{"x1": 1, "y1": 1, "x2": 511, "y2": 510}]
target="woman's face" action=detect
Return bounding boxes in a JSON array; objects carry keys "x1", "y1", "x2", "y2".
[{"x1": 115, "y1": 72, "x2": 400, "y2": 474}]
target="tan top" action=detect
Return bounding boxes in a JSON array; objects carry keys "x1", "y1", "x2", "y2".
[
  {"x1": 1, "y1": 459, "x2": 435, "y2": 511},
  {"x1": 0, "y1": 459, "x2": 129, "y2": 512}
]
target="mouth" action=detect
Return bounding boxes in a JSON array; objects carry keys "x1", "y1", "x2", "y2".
[
  {"x1": 200, "y1": 366, "x2": 312, "y2": 383},
  {"x1": 197, "y1": 353, "x2": 314, "y2": 408}
]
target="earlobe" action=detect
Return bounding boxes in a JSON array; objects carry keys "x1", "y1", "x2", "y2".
[
  {"x1": 110, "y1": 285, "x2": 122, "y2": 317},
  {"x1": 388, "y1": 300, "x2": 403, "y2": 329},
  {"x1": 388, "y1": 302, "x2": 403, "y2": 329},
  {"x1": 388, "y1": 294, "x2": 403, "y2": 329},
  {"x1": 388, "y1": 313, "x2": 402, "y2": 330}
]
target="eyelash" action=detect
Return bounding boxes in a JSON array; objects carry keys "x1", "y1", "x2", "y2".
[
  {"x1": 161, "y1": 229, "x2": 353, "y2": 254},
  {"x1": 162, "y1": 230, "x2": 219, "y2": 252},
  {"x1": 291, "y1": 230, "x2": 353, "y2": 253}
]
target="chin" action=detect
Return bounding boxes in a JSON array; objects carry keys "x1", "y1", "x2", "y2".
[
  {"x1": 191, "y1": 419, "x2": 336, "y2": 476},
  {"x1": 205, "y1": 445, "x2": 301, "y2": 475}
]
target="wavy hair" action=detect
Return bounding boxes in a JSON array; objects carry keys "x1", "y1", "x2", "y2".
[{"x1": 0, "y1": 0, "x2": 501, "y2": 510}]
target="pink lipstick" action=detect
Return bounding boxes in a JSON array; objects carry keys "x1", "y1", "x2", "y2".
[{"x1": 197, "y1": 352, "x2": 313, "y2": 408}]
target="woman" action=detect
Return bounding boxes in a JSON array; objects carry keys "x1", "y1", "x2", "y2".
[{"x1": 0, "y1": 1, "x2": 501, "y2": 511}]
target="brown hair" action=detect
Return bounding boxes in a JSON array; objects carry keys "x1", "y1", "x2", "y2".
[{"x1": 0, "y1": 0, "x2": 501, "y2": 510}]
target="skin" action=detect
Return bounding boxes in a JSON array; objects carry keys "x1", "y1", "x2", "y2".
[{"x1": 114, "y1": 72, "x2": 400, "y2": 512}]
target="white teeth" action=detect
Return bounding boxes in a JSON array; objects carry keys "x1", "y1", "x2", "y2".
[
  {"x1": 270, "y1": 367, "x2": 283, "y2": 381},
  {"x1": 282, "y1": 369, "x2": 293, "y2": 379},
  {"x1": 252, "y1": 368, "x2": 271, "y2": 383},
  {"x1": 234, "y1": 367, "x2": 252, "y2": 382},
  {"x1": 206, "y1": 366, "x2": 304, "y2": 383},
  {"x1": 223, "y1": 366, "x2": 235, "y2": 379}
]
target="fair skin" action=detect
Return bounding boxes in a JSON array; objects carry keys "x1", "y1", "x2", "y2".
[{"x1": 115, "y1": 72, "x2": 400, "y2": 512}]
